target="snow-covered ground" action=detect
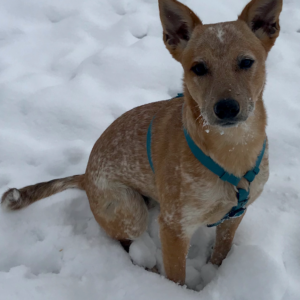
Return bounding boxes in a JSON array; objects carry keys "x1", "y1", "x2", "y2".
[{"x1": 0, "y1": 0, "x2": 299, "y2": 299}]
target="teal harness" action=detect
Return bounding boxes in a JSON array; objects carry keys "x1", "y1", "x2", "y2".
[{"x1": 146, "y1": 94, "x2": 266, "y2": 227}]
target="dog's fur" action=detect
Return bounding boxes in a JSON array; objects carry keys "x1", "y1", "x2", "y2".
[{"x1": 2, "y1": 0, "x2": 282, "y2": 285}]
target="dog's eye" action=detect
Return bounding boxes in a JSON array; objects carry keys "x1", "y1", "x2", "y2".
[
  {"x1": 191, "y1": 63, "x2": 208, "y2": 76},
  {"x1": 239, "y1": 59, "x2": 254, "y2": 70}
]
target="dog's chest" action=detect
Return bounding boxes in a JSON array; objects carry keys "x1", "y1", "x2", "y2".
[
  {"x1": 177, "y1": 157, "x2": 269, "y2": 237},
  {"x1": 180, "y1": 170, "x2": 236, "y2": 212}
]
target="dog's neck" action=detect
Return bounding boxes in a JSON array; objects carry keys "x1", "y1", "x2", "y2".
[{"x1": 182, "y1": 91, "x2": 267, "y2": 177}]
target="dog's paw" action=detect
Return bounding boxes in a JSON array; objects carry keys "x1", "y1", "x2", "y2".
[{"x1": 1, "y1": 188, "x2": 23, "y2": 211}]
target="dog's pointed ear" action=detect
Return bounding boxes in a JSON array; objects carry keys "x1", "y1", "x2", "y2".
[
  {"x1": 158, "y1": 0, "x2": 202, "y2": 62},
  {"x1": 239, "y1": 0, "x2": 283, "y2": 52}
]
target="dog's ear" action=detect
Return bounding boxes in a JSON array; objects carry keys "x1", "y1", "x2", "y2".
[
  {"x1": 239, "y1": 0, "x2": 283, "y2": 52},
  {"x1": 158, "y1": 0, "x2": 202, "y2": 62}
]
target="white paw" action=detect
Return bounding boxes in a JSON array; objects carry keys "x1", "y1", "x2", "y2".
[{"x1": 1, "y1": 188, "x2": 22, "y2": 210}]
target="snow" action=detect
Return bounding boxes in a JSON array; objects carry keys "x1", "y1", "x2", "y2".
[
  {"x1": 129, "y1": 232, "x2": 157, "y2": 270},
  {"x1": 0, "y1": 0, "x2": 300, "y2": 299}
]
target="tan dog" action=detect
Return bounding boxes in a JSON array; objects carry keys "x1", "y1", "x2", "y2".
[{"x1": 2, "y1": 0, "x2": 282, "y2": 285}]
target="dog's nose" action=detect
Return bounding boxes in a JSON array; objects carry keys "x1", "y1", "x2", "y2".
[{"x1": 214, "y1": 99, "x2": 240, "y2": 120}]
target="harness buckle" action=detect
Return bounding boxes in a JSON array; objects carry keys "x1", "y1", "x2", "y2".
[
  {"x1": 244, "y1": 166, "x2": 260, "y2": 182},
  {"x1": 228, "y1": 207, "x2": 246, "y2": 218},
  {"x1": 207, "y1": 205, "x2": 247, "y2": 227}
]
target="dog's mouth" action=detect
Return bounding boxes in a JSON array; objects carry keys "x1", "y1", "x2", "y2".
[
  {"x1": 213, "y1": 115, "x2": 249, "y2": 128},
  {"x1": 204, "y1": 117, "x2": 241, "y2": 128},
  {"x1": 209, "y1": 118, "x2": 240, "y2": 128},
  {"x1": 219, "y1": 121, "x2": 239, "y2": 128}
]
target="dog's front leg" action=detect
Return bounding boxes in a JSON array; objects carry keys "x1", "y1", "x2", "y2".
[
  {"x1": 159, "y1": 215, "x2": 190, "y2": 285},
  {"x1": 210, "y1": 215, "x2": 244, "y2": 266}
]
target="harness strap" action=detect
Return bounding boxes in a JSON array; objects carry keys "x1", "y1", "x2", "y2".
[
  {"x1": 183, "y1": 127, "x2": 241, "y2": 186},
  {"x1": 147, "y1": 118, "x2": 155, "y2": 173},
  {"x1": 243, "y1": 140, "x2": 266, "y2": 182},
  {"x1": 147, "y1": 93, "x2": 183, "y2": 173}
]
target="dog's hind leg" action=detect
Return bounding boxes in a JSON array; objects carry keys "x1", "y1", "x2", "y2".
[{"x1": 86, "y1": 178, "x2": 148, "y2": 243}]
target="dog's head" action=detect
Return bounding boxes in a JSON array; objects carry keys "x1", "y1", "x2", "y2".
[{"x1": 159, "y1": 0, "x2": 282, "y2": 128}]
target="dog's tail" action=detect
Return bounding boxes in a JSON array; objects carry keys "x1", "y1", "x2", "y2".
[{"x1": 1, "y1": 174, "x2": 85, "y2": 211}]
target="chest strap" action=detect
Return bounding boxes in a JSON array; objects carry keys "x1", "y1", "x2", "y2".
[
  {"x1": 146, "y1": 94, "x2": 266, "y2": 227},
  {"x1": 184, "y1": 127, "x2": 266, "y2": 227}
]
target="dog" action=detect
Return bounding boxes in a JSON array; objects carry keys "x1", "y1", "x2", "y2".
[{"x1": 1, "y1": 0, "x2": 282, "y2": 285}]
